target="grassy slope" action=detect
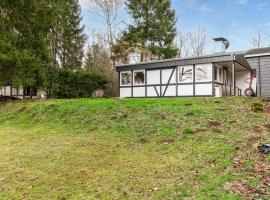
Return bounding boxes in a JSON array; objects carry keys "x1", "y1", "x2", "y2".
[{"x1": 0, "y1": 97, "x2": 269, "y2": 200}]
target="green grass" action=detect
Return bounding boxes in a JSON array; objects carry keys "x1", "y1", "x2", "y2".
[{"x1": 0, "y1": 97, "x2": 269, "y2": 199}]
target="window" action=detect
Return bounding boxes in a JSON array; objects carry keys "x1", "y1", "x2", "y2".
[
  {"x1": 178, "y1": 66, "x2": 193, "y2": 83},
  {"x1": 224, "y1": 70, "x2": 228, "y2": 84},
  {"x1": 227, "y1": 71, "x2": 232, "y2": 85},
  {"x1": 214, "y1": 66, "x2": 223, "y2": 83},
  {"x1": 214, "y1": 67, "x2": 218, "y2": 82},
  {"x1": 195, "y1": 64, "x2": 212, "y2": 82},
  {"x1": 219, "y1": 67, "x2": 223, "y2": 83},
  {"x1": 133, "y1": 70, "x2": 145, "y2": 85},
  {"x1": 120, "y1": 71, "x2": 132, "y2": 86}
]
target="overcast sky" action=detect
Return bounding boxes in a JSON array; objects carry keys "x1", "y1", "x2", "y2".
[{"x1": 79, "y1": 0, "x2": 270, "y2": 53}]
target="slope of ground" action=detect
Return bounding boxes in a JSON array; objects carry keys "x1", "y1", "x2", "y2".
[{"x1": 0, "y1": 97, "x2": 269, "y2": 200}]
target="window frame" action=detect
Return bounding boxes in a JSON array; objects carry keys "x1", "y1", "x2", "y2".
[
  {"x1": 178, "y1": 65, "x2": 193, "y2": 84},
  {"x1": 120, "y1": 71, "x2": 132, "y2": 86},
  {"x1": 214, "y1": 65, "x2": 224, "y2": 83},
  {"x1": 195, "y1": 64, "x2": 213, "y2": 83},
  {"x1": 133, "y1": 70, "x2": 145, "y2": 86}
]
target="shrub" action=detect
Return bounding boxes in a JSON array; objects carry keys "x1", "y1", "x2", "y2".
[{"x1": 46, "y1": 67, "x2": 107, "y2": 98}]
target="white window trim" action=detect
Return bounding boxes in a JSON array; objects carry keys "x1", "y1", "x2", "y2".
[
  {"x1": 195, "y1": 64, "x2": 213, "y2": 83},
  {"x1": 178, "y1": 65, "x2": 193, "y2": 84},
  {"x1": 120, "y1": 71, "x2": 132, "y2": 86},
  {"x1": 133, "y1": 70, "x2": 145, "y2": 86}
]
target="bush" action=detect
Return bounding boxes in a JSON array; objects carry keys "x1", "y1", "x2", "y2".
[{"x1": 46, "y1": 67, "x2": 107, "y2": 98}]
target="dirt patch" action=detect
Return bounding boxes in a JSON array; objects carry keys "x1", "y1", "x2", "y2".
[
  {"x1": 253, "y1": 125, "x2": 263, "y2": 133},
  {"x1": 264, "y1": 102, "x2": 270, "y2": 116},
  {"x1": 208, "y1": 120, "x2": 222, "y2": 127},
  {"x1": 186, "y1": 112, "x2": 194, "y2": 116},
  {"x1": 222, "y1": 182, "x2": 267, "y2": 198},
  {"x1": 196, "y1": 127, "x2": 208, "y2": 132},
  {"x1": 155, "y1": 109, "x2": 171, "y2": 120},
  {"x1": 76, "y1": 169, "x2": 89, "y2": 180},
  {"x1": 162, "y1": 137, "x2": 175, "y2": 145},
  {"x1": 112, "y1": 109, "x2": 129, "y2": 120},
  {"x1": 263, "y1": 123, "x2": 270, "y2": 129},
  {"x1": 246, "y1": 134, "x2": 261, "y2": 145},
  {"x1": 212, "y1": 128, "x2": 222, "y2": 133}
]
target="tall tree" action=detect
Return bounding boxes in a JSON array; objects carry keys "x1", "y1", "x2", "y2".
[
  {"x1": 116, "y1": 0, "x2": 178, "y2": 62},
  {"x1": 87, "y1": 0, "x2": 124, "y2": 96},
  {"x1": 54, "y1": 0, "x2": 87, "y2": 70},
  {"x1": 0, "y1": 0, "x2": 54, "y2": 94}
]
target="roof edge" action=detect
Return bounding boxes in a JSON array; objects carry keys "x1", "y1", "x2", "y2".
[
  {"x1": 245, "y1": 53, "x2": 270, "y2": 58},
  {"x1": 116, "y1": 53, "x2": 235, "y2": 68}
]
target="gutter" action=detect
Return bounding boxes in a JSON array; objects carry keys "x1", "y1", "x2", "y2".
[{"x1": 245, "y1": 53, "x2": 270, "y2": 58}]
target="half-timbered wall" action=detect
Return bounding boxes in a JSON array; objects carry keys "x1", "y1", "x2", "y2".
[{"x1": 119, "y1": 63, "x2": 214, "y2": 98}]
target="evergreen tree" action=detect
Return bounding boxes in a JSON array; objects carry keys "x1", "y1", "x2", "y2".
[
  {"x1": 118, "y1": 0, "x2": 178, "y2": 61},
  {"x1": 0, "y1": 0, "x2": 54, "y2": 92},
  {"x1": 56, "y1": 0, "x2": 87, "y2": 70}
]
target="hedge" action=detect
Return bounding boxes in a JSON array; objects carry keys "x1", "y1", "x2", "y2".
[{"x1": 46, "y1": 67, "x2": 107, "y2": 98}]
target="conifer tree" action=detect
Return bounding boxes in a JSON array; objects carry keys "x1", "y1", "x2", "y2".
[
  {"x1": 119, "y1": 0, "x2": 178, "y2": 61},
  {"x1": 55, "y1": 0, "x2": 87, "y2": 70}
]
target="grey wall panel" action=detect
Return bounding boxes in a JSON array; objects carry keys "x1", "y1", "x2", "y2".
[{"x1": 246, "y1": 56, "x2": 270, "y2": 96}]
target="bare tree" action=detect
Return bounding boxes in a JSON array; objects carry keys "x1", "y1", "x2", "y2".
[
  {"x1": 88, "y1": 0, "x2": 124, "y2": 53},
  {"x1": 86, "y1": 0, "x2": 124, "y2": 96},
  {"x1": 189, "y1": 26, "x2": 207, "y2": 57},
  {"x1": 250, "y1": 33, "x2": 261, "y2": 48},
  {"x1": 176, "y1": 31, "x2": 190, "y2": 58},
  {"x1": 176, "y1": 26, "x2": 207, "y2": 58}
]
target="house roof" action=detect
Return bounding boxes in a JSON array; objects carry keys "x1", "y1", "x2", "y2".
[
  {"x1": 116, "y1": 52, "x2": 252, "y2": 71},
  {"x1": 245, "y1": 47, "x2": 270, "y2": 58}
]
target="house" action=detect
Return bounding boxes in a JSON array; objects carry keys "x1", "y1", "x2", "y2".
[
  {"x1": 0, "y1": 81, "x2": 42, "y2": 99},
  {"x1": 116, "y1": 47, "x2": 270, "y2": 98}
]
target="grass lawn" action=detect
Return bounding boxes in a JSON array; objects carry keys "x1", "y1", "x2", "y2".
[{"x1": 0, "y1": 97, "x2": 269, "y2": 199}]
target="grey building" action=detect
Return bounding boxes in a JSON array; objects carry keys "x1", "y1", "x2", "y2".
[{"x1": 245, "y1": 47, "x2": 270, "y2": 97}]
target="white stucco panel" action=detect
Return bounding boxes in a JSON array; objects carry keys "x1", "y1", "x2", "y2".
[
  {"x1": 120, "y1": 87, "x2": 131, "y2": 98},
  {"x1": 162, "y1": 69, "x2": 176, "y2": 84},
  {"x1": 147, "y1": 70, "x2": 160, "y2": 85},
  {"x1": 162, "y1": 85, "x2": 176, "y2": 96},
  {"x1": 195, "y1": 84, "x2": 212, "y2": 96},
  {"x1": 147, "y1": 86, "x2": 160, "y2": 97},
  {"x1": 178, "y1": 85, "x2": 193, "y2": 96},
  {"x1": 133, "y1": 87, "x2": 145, "y2": 97}
]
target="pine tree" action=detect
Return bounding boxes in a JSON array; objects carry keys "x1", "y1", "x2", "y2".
[
  {"x1": 119, "y1": 0, "x2": 178, "y2": 61},
  {"x1": 56, "y1": 0, "x2": 87, "y2": 70}
]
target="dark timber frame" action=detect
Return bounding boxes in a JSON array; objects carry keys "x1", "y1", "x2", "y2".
[{"x1": 117, "y1": 53, "x2": 252, "y2": 98}]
